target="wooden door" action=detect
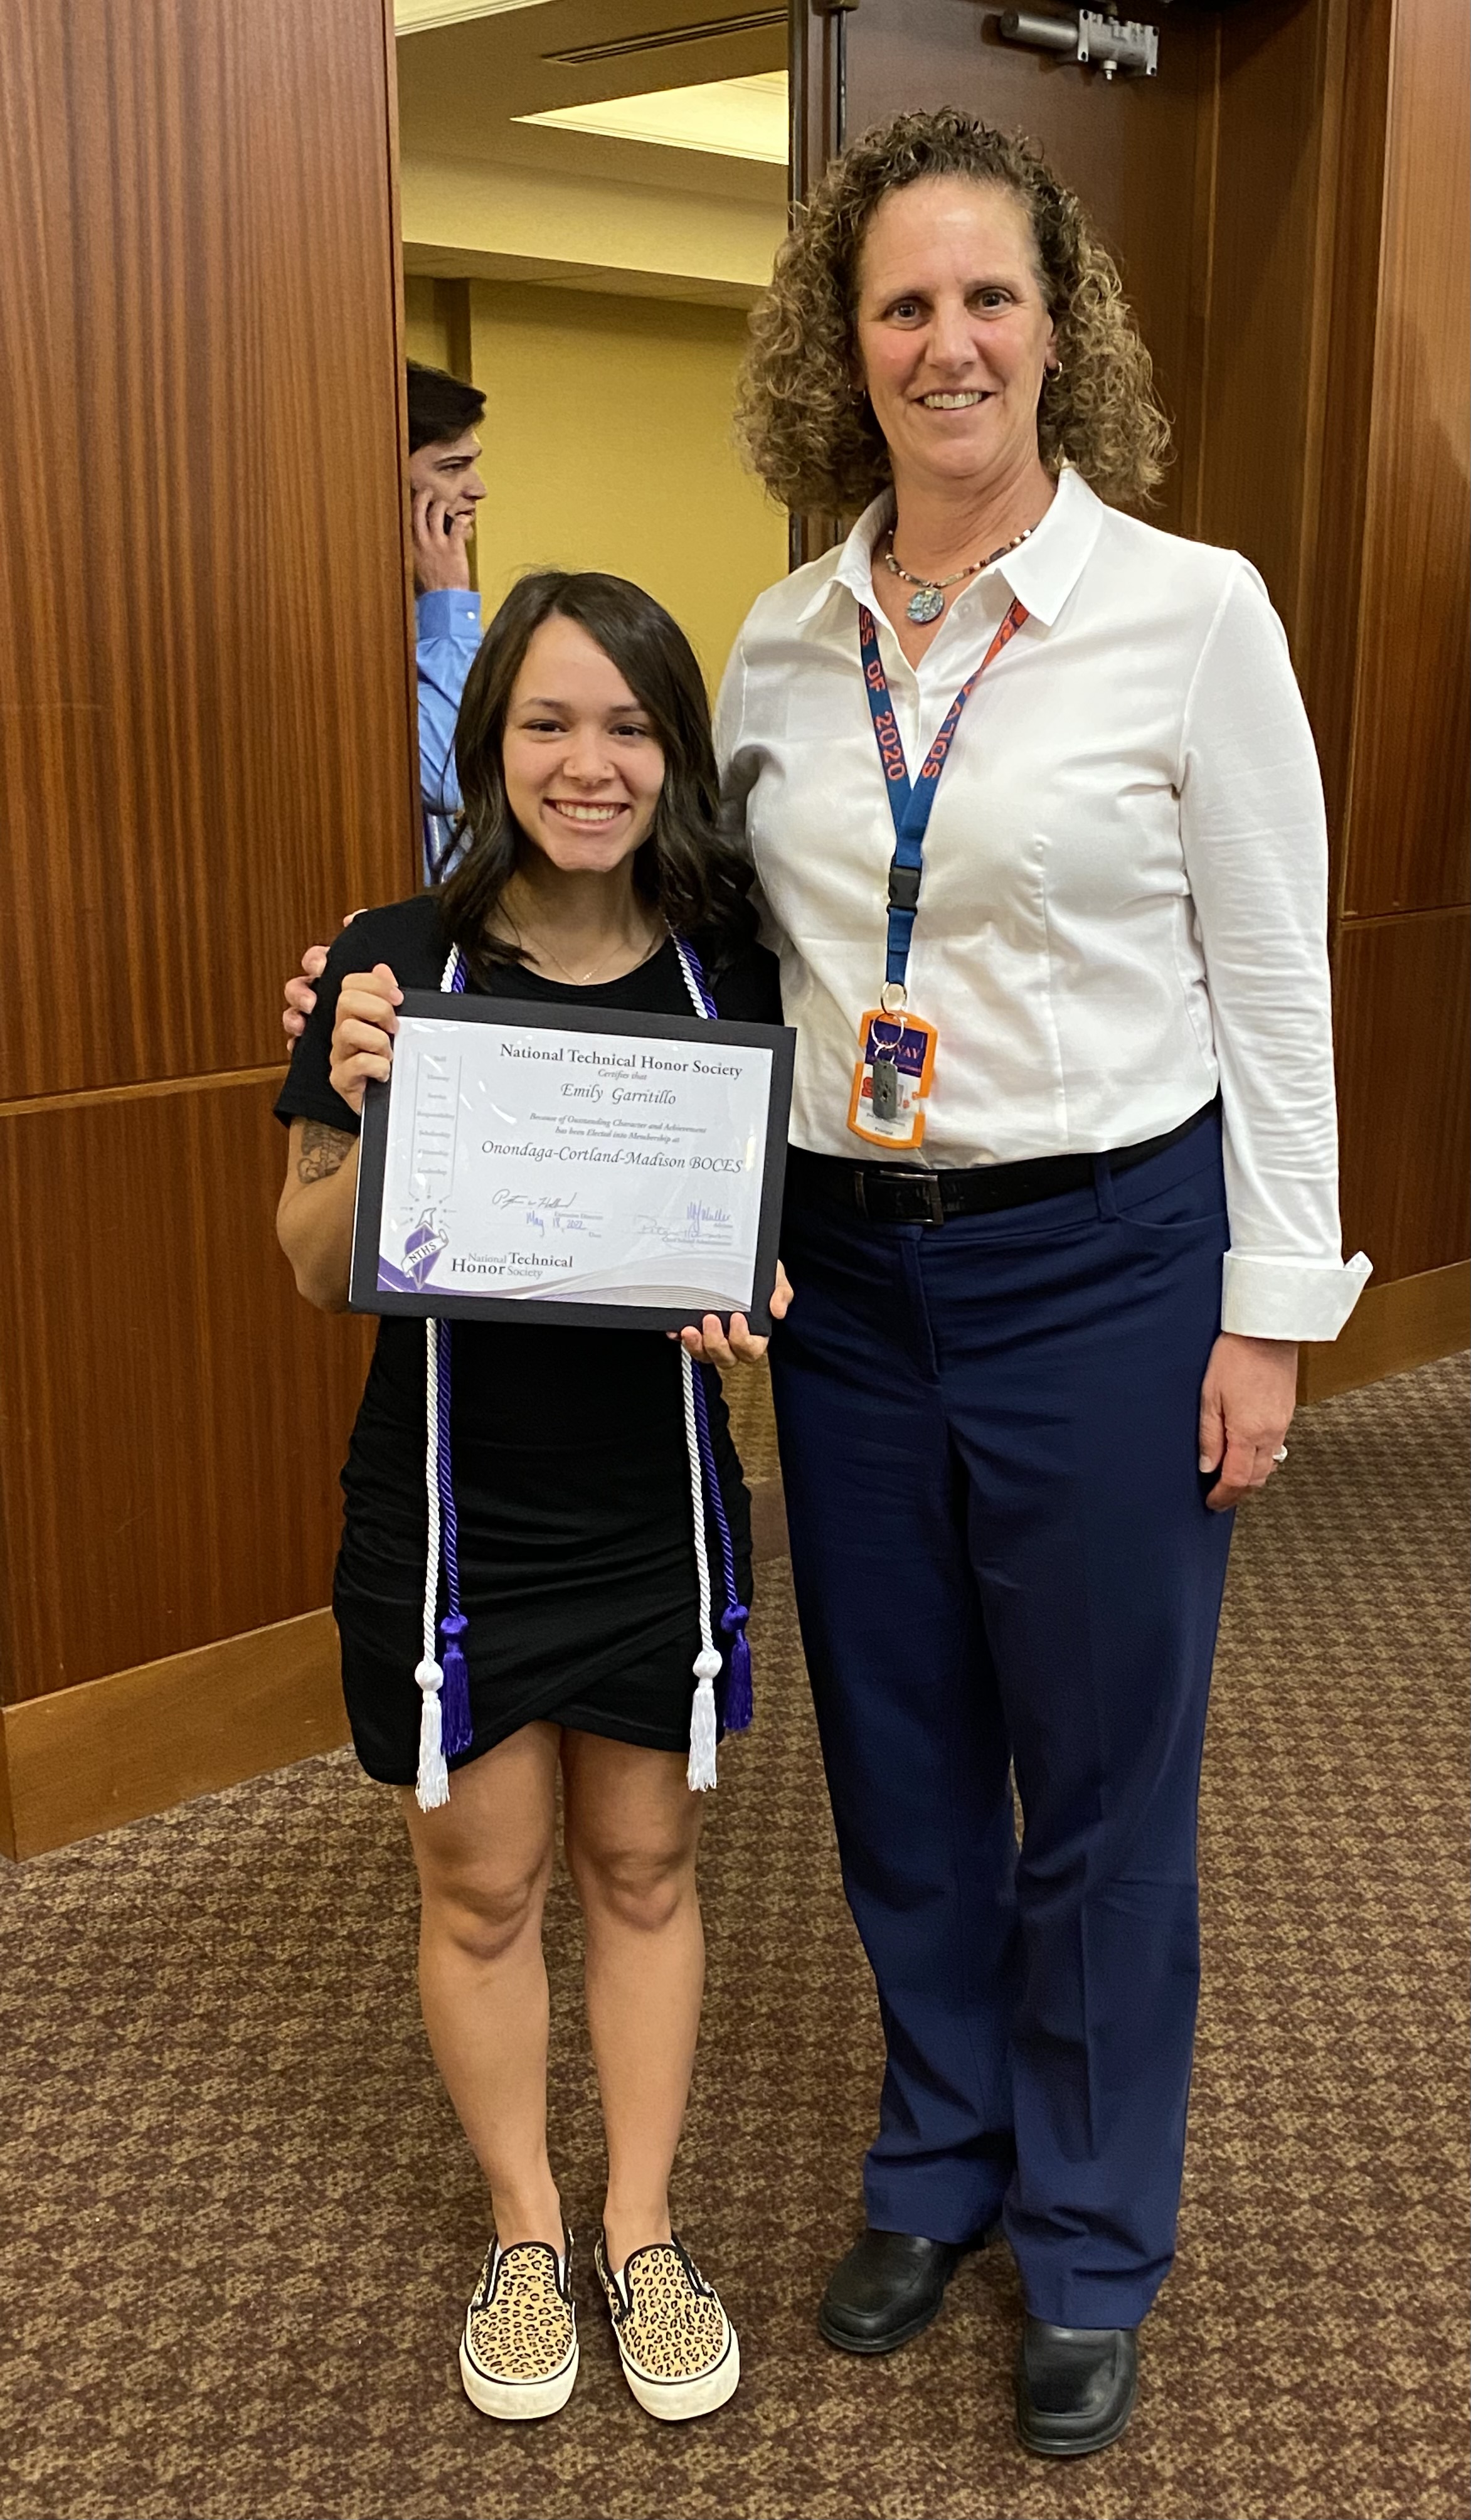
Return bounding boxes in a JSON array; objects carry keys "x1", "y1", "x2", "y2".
[{"x1": 0, "y1": 0, "x2": 420, "y2": 1854}]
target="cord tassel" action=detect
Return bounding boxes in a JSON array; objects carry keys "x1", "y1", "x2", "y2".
[
  {"x1": 721, "y1": 1608, "x2": 753, "y2": 1733},
  {"x1": 415, "y1": 1657, "x2": 450, "y2": 1809},
  {"x1": 437, "y1": 1611, "x2": 473, "y2": 1760},
  {"x1": 688, "y1": 1651, "x2": 721, "y2": 1792}
]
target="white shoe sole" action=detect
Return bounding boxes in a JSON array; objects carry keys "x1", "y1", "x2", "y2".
[
  {"x1": 459, "y1": 2334, "x2": 578, "y2": 2422},
  {"x1": 618, "y1": 2327, "x2": 740, "y2": 2423}
]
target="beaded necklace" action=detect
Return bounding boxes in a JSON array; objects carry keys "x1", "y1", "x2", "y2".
[{"x1": 881, "y1": 524, "x2": 1034, "y2": 625}]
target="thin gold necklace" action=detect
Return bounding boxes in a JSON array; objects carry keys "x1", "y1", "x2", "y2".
[
  {"x1": 883, "y1": 524, "x2": 1034, "y2": 625},
  {"x1": 512, "y1": 916, "x2": 661, "y2": 987}
]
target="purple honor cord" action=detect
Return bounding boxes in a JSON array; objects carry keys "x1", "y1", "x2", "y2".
[
  {"x1": 434, "y1": 1317, "x2": 474, "y2": 1761},
  {"x1": 688, "y1": 1358, "x2": 753, "y2": 1733},
  {"x1": 433, "y1": 954, "x2": 474, "y2": 1760},
  {"x1": 674, "y1": 937, "x2": 754, "y2": 1739}
]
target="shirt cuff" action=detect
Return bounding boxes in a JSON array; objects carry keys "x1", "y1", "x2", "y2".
[
  {"x1": 1221, "y1": 1248, "x2": 1373, "y2": 1341},
  {"x1": 415, "y1": 587, "x2": 482, "y2": 637}
]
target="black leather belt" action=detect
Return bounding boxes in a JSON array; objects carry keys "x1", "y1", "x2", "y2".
[{"x1": 785, "y1": 1102, "x2": 1216, "y2": 1226}]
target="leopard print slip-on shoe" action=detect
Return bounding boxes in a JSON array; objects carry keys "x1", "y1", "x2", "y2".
[
  {"x1": 459, "y1": 2230, "x2": 578, "y2": 2420},
  {"x1": 593, "y1": 2231, "x2": 740, "y2": 2422}
]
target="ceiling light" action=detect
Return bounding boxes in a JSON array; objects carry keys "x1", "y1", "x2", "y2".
[
  {"x1": 395, "y1": 1, "x2": 556, "y2": 34},
  {"x1": 517, "y1": 70, "x2": 787, "y2": 162}
]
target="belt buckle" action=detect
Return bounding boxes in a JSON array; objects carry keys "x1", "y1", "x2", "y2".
[
  {"x1": 894, "y1": 1171, "x2": 945, "y2": 1226},
  {"x1": 855, "y1": 1168, "x2": 946, "y2": 1225}
]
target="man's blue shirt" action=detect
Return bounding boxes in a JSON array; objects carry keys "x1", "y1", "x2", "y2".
[{"x1": 417, "y1": 587, "x2": 481, "y2": 883}]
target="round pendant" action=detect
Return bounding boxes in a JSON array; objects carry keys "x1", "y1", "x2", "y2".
[{"x1": 906, "y1": 584, "x2": 945, "y2": 625}]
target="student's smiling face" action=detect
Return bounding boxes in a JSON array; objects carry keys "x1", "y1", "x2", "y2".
[
  {"x1": 853, "y1": 177, "x2": 1056, "y2": 497},
  {"x1": 501, "y1": 616, "x2": 667, "y2": 873}
]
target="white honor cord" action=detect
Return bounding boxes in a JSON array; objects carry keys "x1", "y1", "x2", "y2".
[
  {"x1": 413, "y1": 943, "x2": 462, "y2": 1810},
  {"x1": 674, "y1": 938, "x2": 723, "y2": 1791},
  {"x1": 415, "y1": 1316, "x2": 449, "y2": 1810},
  {"x1": 674, "y1": 939, "x2": 708, "y2": 1021},
  {"x1": 681, "y1": 1345, "x2": 722, "y2": 1792},
  {"x1": 680, "y1": 942, "x2": 725, "y2": 1794}
]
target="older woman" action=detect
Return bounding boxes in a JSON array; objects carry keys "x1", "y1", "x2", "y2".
[{"x1": 720, "y1": 109, "x2": 1368, "y2": 2455}]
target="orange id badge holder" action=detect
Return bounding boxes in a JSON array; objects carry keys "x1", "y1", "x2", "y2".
[{"x1": 847, "y1": 1005, "x2": 939, "y2": 1152}]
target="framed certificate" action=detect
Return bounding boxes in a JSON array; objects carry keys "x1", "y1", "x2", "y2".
[{"x1": 349, "y1": 994, "x2": 795, "y2": 1334}]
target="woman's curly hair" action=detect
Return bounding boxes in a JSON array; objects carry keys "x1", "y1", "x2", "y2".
[{"x1": 735, "y1": 109, "x2": 1169, "y2": 516}]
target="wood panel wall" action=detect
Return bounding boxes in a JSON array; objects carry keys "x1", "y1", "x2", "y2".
[
  {"x1": 1326, "y1": 0, "x2": 1470, "y2": 1298},
  {"x1": 0, "y1": 0, "x2": 419, "y2": 1845},
  {"x1": 1339, "y1": 0, "x2": 1470, "y2": 925},
  {"x1": 1196, "y1": 0, "x2": 1468, "y2": 1312},
  {"x1": 794, "y1": 0, "x2": 1470, "y2": 1364}
]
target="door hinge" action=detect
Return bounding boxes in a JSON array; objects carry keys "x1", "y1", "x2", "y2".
[{"x1": 998, "y1": 8, "x2": 1160, "y2": 80}]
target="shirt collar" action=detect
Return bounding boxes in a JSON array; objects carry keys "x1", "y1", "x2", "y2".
[
  {"x1": 792, "y1": 492, "x2": 891, "y2": 625},
  {"x1": 994, "y1": 467, "x2": 1104, "y2": 627},
  {"x1": 792, "y1": 464, "x2": 1105, "y2": 633}
]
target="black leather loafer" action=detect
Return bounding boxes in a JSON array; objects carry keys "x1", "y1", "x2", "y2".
[
  {"x1": 1014, "y1": 2316, "x2": 1139, "y2": 2457},
  {"x1": 818, "y1": 2228, "x2": 966, "y2": 2354}
]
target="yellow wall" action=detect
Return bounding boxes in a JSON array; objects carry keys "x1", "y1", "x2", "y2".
[
  {"x1": 465, "y1": 281, "x2": 785, "y2": 690},
  {"x1": 403, "y1": 272, "x2": 453, "y2": 371}
]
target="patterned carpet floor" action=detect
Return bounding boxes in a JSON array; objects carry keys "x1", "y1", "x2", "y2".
[{"x1": 1, "y1": 1355, "x2": 1466, "y2": 2520}]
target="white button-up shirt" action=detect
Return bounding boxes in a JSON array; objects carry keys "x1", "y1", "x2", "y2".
[{"x1": 714, "y1": 467, "x2": 1370, "y2": 1342}]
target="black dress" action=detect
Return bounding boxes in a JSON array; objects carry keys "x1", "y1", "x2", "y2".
[{"x1": 275, "y1": 895, "x2": 783, "y2": 1785}]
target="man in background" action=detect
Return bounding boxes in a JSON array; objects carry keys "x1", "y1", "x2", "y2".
[
  {"x1": 407, "y1": 359, "x2": 486, "y2": 882},
  {"x1": 282, "y1": 361, "x2": 486, "y2": 1039}
]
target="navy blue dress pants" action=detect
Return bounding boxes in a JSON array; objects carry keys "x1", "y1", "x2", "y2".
[{"x1": 768, "y1": 1115, "x2": 1234, "y2": 2329}]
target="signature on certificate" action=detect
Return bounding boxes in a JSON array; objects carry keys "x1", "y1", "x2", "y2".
[
  {"x1": 639, "y1": 1200, "x2": 736, "y2": 1250},
  {"x1": 491, "y1": 1187, "x2": 598, "y2": 1236}
]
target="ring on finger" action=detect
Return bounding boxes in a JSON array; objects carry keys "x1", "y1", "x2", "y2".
[{"x1": 1272, "y1": 1444, "x2": 1288, "y2": 1464}]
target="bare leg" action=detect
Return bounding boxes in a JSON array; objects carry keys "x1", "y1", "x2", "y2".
[
  {"x1": 401, "y1": 1722, "x2": 565, "y2": 2249},
  {"x1": 560, "y1": 1731, "x2": 705, "y2": 2272}
]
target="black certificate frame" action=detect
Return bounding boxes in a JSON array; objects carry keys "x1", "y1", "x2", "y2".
[{"x1": 349, "y1": 992, "x2": 795, "y2": 1335}]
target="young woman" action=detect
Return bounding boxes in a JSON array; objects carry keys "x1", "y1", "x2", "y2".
[{"x1": 275, "y1": 571, "x2": 786, "y2": 2426}]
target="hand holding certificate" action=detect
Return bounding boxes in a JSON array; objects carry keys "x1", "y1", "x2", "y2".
[{"x1": 351, "y1": 994, "x2": 795, "y2": 1334}]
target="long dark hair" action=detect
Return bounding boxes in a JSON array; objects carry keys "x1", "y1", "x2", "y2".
[{"x1": 440, "y1": 570, "x2": 756, "y2": 983}]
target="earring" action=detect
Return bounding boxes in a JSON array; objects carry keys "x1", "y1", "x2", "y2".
[{"x1": 1046, "y1": 361, "x2": 1065, "y2": 382}]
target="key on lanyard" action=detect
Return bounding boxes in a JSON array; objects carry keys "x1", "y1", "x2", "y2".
[{"x1": 870, "y1": 1053, "x2": 901, "y2": 1120}]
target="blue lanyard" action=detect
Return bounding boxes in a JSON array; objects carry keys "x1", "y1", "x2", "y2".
[{"x1": 858, "y1": 597, "x2": 1028, "y2": 990}]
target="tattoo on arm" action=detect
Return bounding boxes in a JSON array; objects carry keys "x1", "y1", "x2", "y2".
[{"x1": 297, "y1": 1120, "x2": 356, "y2": 1185}]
